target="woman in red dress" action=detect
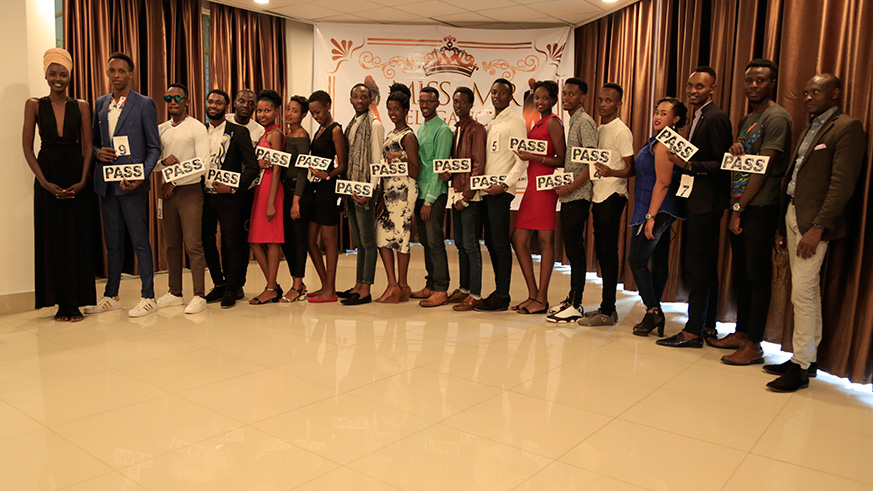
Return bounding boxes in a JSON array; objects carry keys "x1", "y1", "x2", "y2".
[
  {"x1": 511, "y1": 81, "x2": 566, "y2": 314},
  {"x1": 248, "y1": 89, "x2": 285, "y2": 304}
]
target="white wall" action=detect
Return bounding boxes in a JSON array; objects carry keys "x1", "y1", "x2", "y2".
[
  {"x1": 0, "y1": 0, "x2": 55, "y2": 297},
  {"x1": 286, "y1": 20, "x2": 313, "y2": 99}
]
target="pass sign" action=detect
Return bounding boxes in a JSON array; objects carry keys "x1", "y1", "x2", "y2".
[
  {"x1": 161, "y1": 158, "x2": 206, "y2": 183},
  {"x1": 570, "y1": 147, "x2": 612, "y2": 165},
  {"x1": 295, "y1": 154, "x2": 332, "y2": 170},
  {"x1": 103, "y1": 164, "x2": 144, "y2": 182},
  {"x1": 509, "y1": 138, "x2": 548, "y2": 155},
  {"x1": 655, "y1": 127, "x2": 698, "y2": 162},
  {"x1": 206, "y1": 168, "x2": 240, "y2": 188},
  {"x1": 720, "y1": 153, "x2": 770, "y2": 174},
  {"x1": 335, "y1": 179, "x2": 373, "y2": 197},
  {"x1": 433, "y1": 159, "x2": 471, "y2": 173},
  {"x1": 535, "y1": 172, "x2": 573, "y2": 191},
  {"x1": 470, "y1": 174, "x2": 507, "y2": 190},
  {"x1": 255, "y1": 147, "x2": 293, "y2": 167},
  {"x1": 371, "y1": 161, "x2": 408, "y2": 177}
]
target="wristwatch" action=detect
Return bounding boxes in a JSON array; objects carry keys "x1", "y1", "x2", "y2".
[
  {"x1": 499, "y1": 182, "x2": 509, "y2": 191},
  {"x1": 423, "y1": 201, "x2": 432, "y2": 207},
  {"x1": 645, "y1": 213, "x2": 655, "y2": 221},
  {"x1": 460, "y1": 200, "x2": 470, "y2": 208},
  {"x1": 732, "y1": 202, "x2": 744, "y2": 212}
]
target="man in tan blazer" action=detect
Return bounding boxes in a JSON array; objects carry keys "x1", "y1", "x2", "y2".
[{"x1": 765, "y1": 73, "x2": 866, "y2": 392}]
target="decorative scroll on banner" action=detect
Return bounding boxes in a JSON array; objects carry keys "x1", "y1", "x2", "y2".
[{"x1": 313, "y1": 24, "x2": 575, "y2": 208}]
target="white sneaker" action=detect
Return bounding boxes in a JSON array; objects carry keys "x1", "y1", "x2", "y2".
[
  {"x1": 157, "y1": 292, "x2": 185, "y2": 308},
  {"x1": 547, "y1": 305, "x2": 583, "y2": 324},
  {"x1": 548, "y1": 296, "x2": 572, "y2": 314},
  {"x1": 128, "y1": 298, "x2": 158, "y2": 317},
  {"x1": 184, "y1": 296, "x2": 207, "y2": 314},
  {"x1": 84, "y1": 296, "x2": 120, "y2": 314}
]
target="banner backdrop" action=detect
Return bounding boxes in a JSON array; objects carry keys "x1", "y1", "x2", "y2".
[{"x1": 312, "y1": 24, "x2": 575, "y2": 208}]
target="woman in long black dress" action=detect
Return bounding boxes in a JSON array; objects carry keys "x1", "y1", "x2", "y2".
[{"x1": 21, "y1": 48, "x2": 96, "y2": 321}]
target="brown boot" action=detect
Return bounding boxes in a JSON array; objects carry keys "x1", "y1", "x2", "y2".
[
  {"x1": 705, "y1": 332, "x2": 746, "y2": 350},
  {"x1": 721, "y1": 341, "x2": 764, "y2": 366},
  {"x1": 420, "y1": 291, "x2": 449, "y2": 307},
  {"x1": 410, "y1": 287, "x2": 433, "y2": 299},
  {"x1": 447, "y1": 289, "x2": 469, "y2": 303},
  {"x1": 453, "y1": 295, "x2": 483, "y2": 311}
]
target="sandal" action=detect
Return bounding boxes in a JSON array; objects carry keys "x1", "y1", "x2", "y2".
[
  {"x1": 280, "y1": 284, "x2": 307, "y2": 303},
  {"x1": 518, "y1": 299, "x2": 549, "y2": 315},
  {"x1": 250, "y1": 285, "x2": 283, "y2": 305},
  {"x1": 511, "y1": 297, "x2": 536, "y2": 311}
]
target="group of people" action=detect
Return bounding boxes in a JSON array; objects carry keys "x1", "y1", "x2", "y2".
[{"x1": 25, "y1": 48, "x2": 866, "y2": 393}]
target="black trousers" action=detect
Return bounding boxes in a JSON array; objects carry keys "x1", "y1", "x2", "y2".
[
  {"x1": 281, "y1": 196, "x2": 308, "y2": 279},
  {"x1": 202, "y1": 194, "x2": 247, "y2": 290},
  {"x1": 560, "y1": 199, "x2": 590, "y2": 307},
  {"x1": 482, "y1": 192, "x2": 514, "y2": 297},
  {"x1": 730, "y1": 204, "x2": 780, "y2": 342},
  {"x1": 591, "y1": 193, "x2": 627, "y2": 314},
  {"x1": 683, "y1": 210, "x2": 724, "y2": 335}
]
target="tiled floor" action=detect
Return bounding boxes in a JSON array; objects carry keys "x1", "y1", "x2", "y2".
[{"x1": 1, "y1": 245, "x2": 872, "y2": 490}]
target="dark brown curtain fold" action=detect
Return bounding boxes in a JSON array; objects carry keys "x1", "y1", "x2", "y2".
[{"x1": 575, "y1": 0, "x2": 873, "y2": 383}]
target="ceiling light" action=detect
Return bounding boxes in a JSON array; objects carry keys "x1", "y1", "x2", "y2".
[
  {"x1": 254, "y1": 0, "x2": 269, "y2": 4},
  {"x1": 602, "y1": 0, "x2": 619, "y2": 3}
]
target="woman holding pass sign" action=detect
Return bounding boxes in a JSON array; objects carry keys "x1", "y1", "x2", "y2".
[
  {"x1": 248, "y1": 89, "x2": 285, "y2": 304},
  {"x1": 511, "y1": 80, "x2": 566, "y2": 315}
]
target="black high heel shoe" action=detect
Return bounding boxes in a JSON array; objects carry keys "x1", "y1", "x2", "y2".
[{"x1": 632, "y1": 308, "x2": 665, "y2": 337}]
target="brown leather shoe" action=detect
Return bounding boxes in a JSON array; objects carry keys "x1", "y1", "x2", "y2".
[
  {"x1": 721, "y1": 341, "x2": 764, "y2": 365},
  {"x1": 453, "y1": 295, "x2": 483, "y2": 311},
  {"x1": 447, "y1": 289, "x2": 469, "y2": 303},
  {"x1": 420, "y1": 291, "x2": 449, "y2": 307},
  {"x1": 410, "y1": 287, "x2": 433, "y2": 299},
  {"x1": 705, "y1": 332, "x2": 746, "y2": 350}
]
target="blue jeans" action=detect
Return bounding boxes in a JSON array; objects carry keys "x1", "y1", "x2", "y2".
[
  {"x1": 414, "y1": 194, "x2": 450, "y2": 292},
  {"x1": 452, "y1": 201, "x2": 482, "y2": 296},
  {"x1": 627, "y1": 213, "x2": 676, "y2": 310},
  {"x1": 346, "y1": 197, "x2": 378, "y2": 284},
  {"x1": 100, "y1": 187, "x2": 154, "y2": 299}
]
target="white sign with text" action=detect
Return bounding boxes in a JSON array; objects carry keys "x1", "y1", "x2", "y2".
[
  {"x1": 295, "y1": 154, "x2": 333, "y2": 170},
  {"x1": 103, "y1": 164, "x2": 144, "y2": 182},
  {"x1": 535, "y1": 171, "x2": 573, "y2": 191},
  {"x1": 335, "y1": 179, "x2": 373, "y2": 197},
  {"x1": 371, "y1": 161, "x2": 408, "y2": 177},
  {"x1": 720, "y1": 153, "x2": 770, "y2": 174},
  {"x1": 509, "y1": 138, "x2": 548, "y2": 155},
  {"x1": 470, "y1": 174, "x2": 508, "y2": 190},
  {"x1": 655, "y1": 127, "x2": 698, "y2": 162},
  {"x1": 161, "y1": 158, "x2": 206, "y2": 183},
  {"x1": 255, "y1": 147, "x2": 294, "y2": 168},
  {"x1": 570, "y1": 147, "x2": 612, "y2": 165},
  {"x1": 433, "y1": 158, "x2": 471, "y2": 173},
  {"x1": 206, "y1": 168, "x2": 240, "y2": 188}
]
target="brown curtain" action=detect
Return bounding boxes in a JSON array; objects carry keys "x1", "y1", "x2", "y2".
[
  {"x1": 209, "y1": 3, "x2": 287, "y2": 111},
  {"x1": 575, "y1": 0, "x2": 873, "y2": 383}
]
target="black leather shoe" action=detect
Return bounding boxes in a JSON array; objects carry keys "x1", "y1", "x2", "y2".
[
  {"x1": 766, "y1": 361, "x2": 810, "y2": 392},
  {"x1": 763, "y1": 360, "x2": 818, "y2": 378},
  {"x1": 341, "y1": 293, "x2": 372, "y2": 306},
  {"x1": 475, "y1": 293, "x2": 510, "y2": 312},
  {"x1": 205, "y1": 286, "x2": 226, "y2": 304},
  {"x1": 701, "y1": 327, "x2": 718, "y2": 339},
  {"x1": 337, "y1": 288, "x2": 355, "y2": 299},
  {"x1": 656, "y1": 331, "x2": 703, "y2": 348},
  {"x1": 220, "y1": 291, "x2": 236, "y2": 309},
  {"x1": 233, "y1": 288, "x2": 245, "y2": 300}
]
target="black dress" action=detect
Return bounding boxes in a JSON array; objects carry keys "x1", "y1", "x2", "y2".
[
  {"x1": 33, "y1": 97, "x2": 96, "y2": 308},
  {"x1": 302, "y1": 122, "x2": 345, "y2": 226}
]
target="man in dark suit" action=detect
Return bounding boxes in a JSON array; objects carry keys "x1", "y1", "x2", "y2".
[
  {"x1": 765, "y1": 73, "x2": 866, "y2": 392},
  {"x1": 657, "y1": 66, "x2": 733, "y2": 348},
  {"x1": 200, "y1": 89, "x2": 259, "y2": 309},
  {"x1": 85, "y1": 52, "x2": 161, "y2": 318}
]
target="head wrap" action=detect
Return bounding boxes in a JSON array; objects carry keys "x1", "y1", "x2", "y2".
[{"x1": 44, "y1": 48, "x2": 73, "y2": 74}]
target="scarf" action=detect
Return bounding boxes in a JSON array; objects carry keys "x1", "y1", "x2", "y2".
[{"x1": 345, "y1": 111, "x2": 373, "y2": 183}]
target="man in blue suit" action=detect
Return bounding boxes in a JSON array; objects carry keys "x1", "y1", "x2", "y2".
[{"x1": 84, "y1": 52, "x2": 161, "y2": 318}]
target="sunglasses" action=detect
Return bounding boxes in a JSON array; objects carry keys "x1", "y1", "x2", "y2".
[{"x1": 164, "y1": 95, "x2": 186, "y2": 103}]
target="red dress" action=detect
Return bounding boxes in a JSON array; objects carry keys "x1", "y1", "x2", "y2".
[
  {"x1": 248, "y1": 124, "x2": 285, "y2": 243},
  {"x1": 515, "y1": 114, "x2": 560, "y2": 230}
]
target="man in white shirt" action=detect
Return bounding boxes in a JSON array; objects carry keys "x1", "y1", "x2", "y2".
[
  {"x1": 475, "y1": 78, "x2": 528, "y2": 312},
  {"x1": 339, "y1": 83, "x2": 385, "y2": 306},
  {"x1": 155, "y1": 83, "x2": 210, "y2": 314},
  {"x1": 578, "y1": 83, "x2": 635, "y2": 327},
  {"x1": 226, "y1": 89, "x2": 264, "y2": 146}
]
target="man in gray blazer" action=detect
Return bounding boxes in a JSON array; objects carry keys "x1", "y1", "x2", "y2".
[
  {"x1": 765, "y1": 73, "x2": 866, "y2": 392},
  {"x1": 85, "y1": 52, "x2": 161, "y2": 318}
]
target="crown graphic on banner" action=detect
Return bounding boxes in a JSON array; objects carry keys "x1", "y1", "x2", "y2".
[{"x1": 423, "y1": 36, "x2": 478, "y2": 77}]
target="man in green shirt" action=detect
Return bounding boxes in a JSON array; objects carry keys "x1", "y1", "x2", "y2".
[{"x1": 410, "y1": 86, "x2": 454, "y2": 307}]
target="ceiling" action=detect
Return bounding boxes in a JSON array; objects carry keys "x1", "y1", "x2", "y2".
[{"x1": 208, "y1": 0, "x2": 640, "y2": 29}]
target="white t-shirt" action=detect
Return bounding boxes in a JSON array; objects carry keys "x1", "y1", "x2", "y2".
[
  {"x1": 593, "y1": 118, "x2": 634, "y2": 203},
  {"x1": 227, "y1": 113, "x2": 264, "y2": 146},
  {"x1": 157, "y1": 116, "x2": 211, "y2": 186},
  {"x1": 484, "y1": 109, "x2": 528, "y2": 193}
]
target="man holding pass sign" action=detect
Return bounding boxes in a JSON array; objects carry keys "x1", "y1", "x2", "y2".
[
  {"x1": 154, "y1": 83, "x2": 210, "y2": 314},
  {"x1": 86, "y1": 52, "x2": 161, "y2": 318}
]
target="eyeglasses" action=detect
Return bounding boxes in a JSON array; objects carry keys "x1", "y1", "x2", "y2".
[
  {"x1": 418, "y1": 99, "x2": 438, "y2": 105},
  {"x1": 164, "y1": 95, "x2": 186, "y2": 103}
]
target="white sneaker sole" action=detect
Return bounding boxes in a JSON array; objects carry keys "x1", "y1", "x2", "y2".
[
  {"x1": 129, "y1": 307, "x2": 158, "y2": 318},
  {"x1": 547, "y1": 315, "x2": 582, "y2": 324},
  {"x1": 83, "y1": 305, "x2": 120, "y2": 314}
]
